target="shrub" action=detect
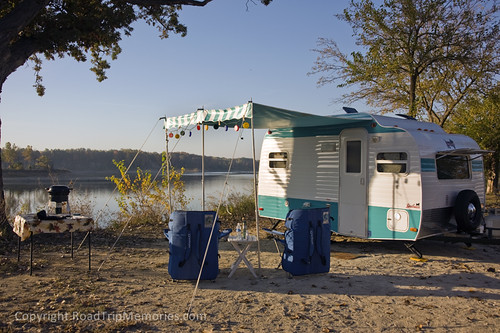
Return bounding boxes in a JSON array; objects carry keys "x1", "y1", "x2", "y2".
[{"x1": 107, "y1": 159, "x2": 190, "y2": 229}]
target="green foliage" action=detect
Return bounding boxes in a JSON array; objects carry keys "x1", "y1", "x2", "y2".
[
  {"x1": 1, "y1": 145, "x2": 255, "y2": 173},
  {"x1": 107, "y1": 159, "x2": 190, "y2": 228},
  {"x1": 446, "y1": 90, "x2": 500, "y2": 193},
  {"x1": 0, "y1": 0, "x2": 274, "y2": 95},
  {"x1": 207, "y1": 190, "x2": 255, "y2": 228},
  {"x1": 311, "y1": 0, "x2": 499, "y2": 126},
  {"x1": 1, "y1": 142, "x2": 52, "y2": 170}
]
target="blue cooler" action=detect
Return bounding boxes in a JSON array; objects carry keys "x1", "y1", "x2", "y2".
[
  {"x1": 166, "y1": 211, "x2": 220, "y2": 280},
  {"x1": 282, "y1": 207, "x2": 331, "y2": 276}
]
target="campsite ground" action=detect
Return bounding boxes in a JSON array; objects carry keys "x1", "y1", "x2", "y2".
[{"x1": 0, "y1": 227, "x2": 499, "y2": 332}]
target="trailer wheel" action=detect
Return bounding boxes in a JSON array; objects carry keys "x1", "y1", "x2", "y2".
[{"x1": 454, "y1": 190, "x2": 482, "y2": 233}]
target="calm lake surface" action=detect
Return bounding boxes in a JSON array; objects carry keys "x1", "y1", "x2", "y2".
[{"x1": 4, "y1": 173, "x2": 254, "y2": 227}]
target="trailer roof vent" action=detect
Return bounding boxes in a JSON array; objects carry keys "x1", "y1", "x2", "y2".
[
  {"x1": 343, "y1": 107, "x2": 358, "y2": 114},
  {"x1": 395, "y1": 114, "x2": 416, "y2": 120}
]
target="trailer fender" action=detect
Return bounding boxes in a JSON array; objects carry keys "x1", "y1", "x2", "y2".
[{"x1": 454, "y1": 190, "x2": 482, "y2": 233}]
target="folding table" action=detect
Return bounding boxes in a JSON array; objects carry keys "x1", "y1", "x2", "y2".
[
  {"x1": 12, "y1": 214, "x2": 93, "y2": 275},
  {"x1": 227, "y1": 235, "x2": 258, "y2": 278}
]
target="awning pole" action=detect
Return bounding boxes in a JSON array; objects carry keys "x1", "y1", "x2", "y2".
[
  {"x1": 165, "y1": 126, "x2": 172, "y2": 214},
  {"x1": 200, "y1": 108, "x2": 205, "y2": 211},
  {"x1": 250, "y1": 102, "x2": 262, "y2": 271}
]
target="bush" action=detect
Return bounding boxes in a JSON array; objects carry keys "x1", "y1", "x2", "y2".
[
  {"x1": 207, "y1": 190, "x2": 255, "y2": 229},
  {"x1": 107, "y1": 159, "x2": 190, "y2": 229}
]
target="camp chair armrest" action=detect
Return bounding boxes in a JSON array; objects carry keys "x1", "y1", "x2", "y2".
[
  {"x1": 262, "y1": 228, "x2": 284, "y2": 237},
  {"x1": 219, "y1": 228, "x2": 232, "y2": 240}
]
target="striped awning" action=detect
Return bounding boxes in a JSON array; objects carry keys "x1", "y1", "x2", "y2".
[
  {"x1": 164, "y1": 102, "x2": 374, "y2": 130},
  {"x1": 165, "y1": 104, "x2": 251, "y2": 129}
]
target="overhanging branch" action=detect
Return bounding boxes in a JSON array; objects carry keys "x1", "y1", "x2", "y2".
[{"x1": 123, "y1": 0, "x2": 213, "y2": 6}]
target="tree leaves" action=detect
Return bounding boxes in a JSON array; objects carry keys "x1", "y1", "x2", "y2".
[{"x1": 311, "y1": 0, "x2": 499, "y2": 126}]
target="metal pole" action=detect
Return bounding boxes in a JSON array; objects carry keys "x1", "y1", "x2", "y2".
[
  {"x1": 200, "y1": 108, "x2": 205, "y2": 211},
  {"x1": 160, "y1": 116, "x2": 172, "y2": 215},
  {"x1": 88, "y1": 232, "x2": 91, "y2": 272},
  {"x1": 17, "y1": 235, "x2": 21, "y2": 262},
  {"x1": 250, "y1": 102, "x2": 262, "y2": 271},
  {"x1": 166, "y1": 128, "x2": 172, "y2": 214},
  {"x1": 30, "y1": 232, "x2": 33, "y2": 276}
]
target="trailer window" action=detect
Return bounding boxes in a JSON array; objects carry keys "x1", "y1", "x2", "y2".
[
  {"x1": 436, "y1": 154, "x2": 470, "y2": 179},
  {"x1": 269, "y1": 152, "x2": 288, "y2": 168},
  {"x1": 376, "y1": 152, "x2": 408, "y2": 173},
  {"x1": 346, "y1": 141, "x2": 362, "y2": 173}
]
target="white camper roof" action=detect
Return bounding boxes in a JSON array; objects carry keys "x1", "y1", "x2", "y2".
[{"x1": 163, "y1": 102, "x2": 488, "y2": 157}]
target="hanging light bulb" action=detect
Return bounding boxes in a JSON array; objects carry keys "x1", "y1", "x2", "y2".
[
  {"x1": 225, "y1": 125, "x2": 229, "y2": 131},
  {"x1": 242, "y1": 122, "x2": 250, "y2": 129},
  {"x1": 267, "y1": 130, "x2": 272, "y2": 135},
  {"x1": 168, "y1": 132, "x2": 174, "y2": 138},
  {"x1": 180, "y1": 130, "x2": 185, "y2": 136},
  {"x1": 175, "y1": 133, "x2": 180, "y2": 139},
  {"x1": 213, "y1": 124, "x2": 219, "y2": 130},
  {"x1": 234, "y1": 124, "x2": 240, "y2": 131},
  {"x1": 197, "y1": 124, "x2": 201, "y2": 130},
  {"x1": 204, "y1": 125, "x2": 209, "y2": 131}
]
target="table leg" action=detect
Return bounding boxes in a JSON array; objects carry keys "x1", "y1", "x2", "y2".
[
  {"x1": 228, "y1": 242, "x2": 257, "y2": 278},
  {"x1": 17, "y1": 235, "x2": 21, "y2": 262},
  {"x1": 30, "y1": 232, "x2": 33, "y2": 276},
  {"x1": 71, "y1": 232, "x2": 74, "y2": 259},
  {"x1": 88, "y1": 232, "x2": 91, "y2": 272},
  {"x1": 239, "y1": 249, "x2": 257, "y2": 278},
  {"x1": 229, "y1": 243, "x2": 245, "y2": 276}
]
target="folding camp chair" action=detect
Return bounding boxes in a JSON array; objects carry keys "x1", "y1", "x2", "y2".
[{"x1": 262, "y1": 219, "x2": 286, "y2": 269}]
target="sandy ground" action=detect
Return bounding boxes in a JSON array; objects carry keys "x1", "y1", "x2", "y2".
[{"x1": 0, "y1": 228, "x2": 499, "y2": 333}]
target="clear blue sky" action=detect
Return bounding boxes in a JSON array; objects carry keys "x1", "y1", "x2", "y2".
[{"x1": 1, "y1": 0, "x2": 365, "y2": 159}]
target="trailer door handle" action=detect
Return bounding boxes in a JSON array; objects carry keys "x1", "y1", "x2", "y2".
[{"x1": 360, "y1": 178, "x2": 365, "y2": 185}]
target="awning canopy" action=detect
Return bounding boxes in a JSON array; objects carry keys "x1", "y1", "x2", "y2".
[
  {"x1": 164, "y1": 102, "x2": 373, "y2": 130},
  {"x1": 436, "y1": 148, "x2": 494, "y2": 160}
]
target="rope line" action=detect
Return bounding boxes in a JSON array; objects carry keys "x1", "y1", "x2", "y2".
[
  {"x1": 186, "y1": 127, "x2": 245, "y2": 314},
  {"x1": 76, "y1": 118, "x2": 160, "y2": 253}
]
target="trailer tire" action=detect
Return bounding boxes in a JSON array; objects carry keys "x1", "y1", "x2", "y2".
[{"x1": 454, "y1": 190, "x2": 482, "y2": 233}]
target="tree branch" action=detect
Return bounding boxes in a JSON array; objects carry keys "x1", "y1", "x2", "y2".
[
  {"x1": 123, "y1": 0, "x2": 213, "y2": 6},
  {"x1": 0, "y1": 0, "x2": 50, "y2": 43}
]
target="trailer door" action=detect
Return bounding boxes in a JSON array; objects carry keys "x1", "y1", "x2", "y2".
[{"x1": 339, "y1": 128, "x2": 368, "y2": 237}]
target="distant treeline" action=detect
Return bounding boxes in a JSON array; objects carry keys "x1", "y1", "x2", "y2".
[{"x1": 1, "y1": 143, "x2": 256, "y2": 174}]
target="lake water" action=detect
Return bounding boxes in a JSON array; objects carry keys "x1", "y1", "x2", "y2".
[{"x1": 4, "y1": 173, "x2": 255, "y2": 227}]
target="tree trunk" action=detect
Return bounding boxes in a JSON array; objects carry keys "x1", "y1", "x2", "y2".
[
  {"x1": 0, "y1": 119, "x2": 13, "y2": 239},
  {"x1": 408, "y1": 71, "x2": 418, "y2": 118}
]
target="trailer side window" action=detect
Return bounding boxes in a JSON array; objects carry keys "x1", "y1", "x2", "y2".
[
  {"x1": 376, "y1": 152, "x2": 408, "y2": 173},
  {"x1": 269, "y1": 152, "x2": 288, "y2": 168},
  {"x1": 436, "y1": 154, "x2": 469, "y2": 179}
]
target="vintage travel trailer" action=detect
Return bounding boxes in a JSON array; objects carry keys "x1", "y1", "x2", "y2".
[
  {"x1": 164, "y1": 102, "x2": 490, "y2": 243},
  {"x1": 257, "y1": 109, "x2": 489, "y2": 241}
]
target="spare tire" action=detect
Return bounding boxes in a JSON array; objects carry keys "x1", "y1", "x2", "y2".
[{"x1": 454, "y1": 190, "x2": 482, "y2": 233}]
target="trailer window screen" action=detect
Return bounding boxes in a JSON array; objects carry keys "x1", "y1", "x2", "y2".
[
  {"x1": 376, "y1": 152, "x2": 408, "y2": 173},
  {"x1": 269, "y1": 152, "x2": 287, "y2": 168},
  {"x1": 346, "y1": 141, "x2": 361, "y2": 173},
  {"x1": 436, "y1": 154, "x2": 470, "y2": 179}
]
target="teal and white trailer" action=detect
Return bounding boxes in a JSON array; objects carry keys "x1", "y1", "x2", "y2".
[
  {"x1": 163, "y1": 102, "x2": 490, "y2": 242},
  {"x1": 257, "y1": 109, "x2": 490, "y2": 241}
]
